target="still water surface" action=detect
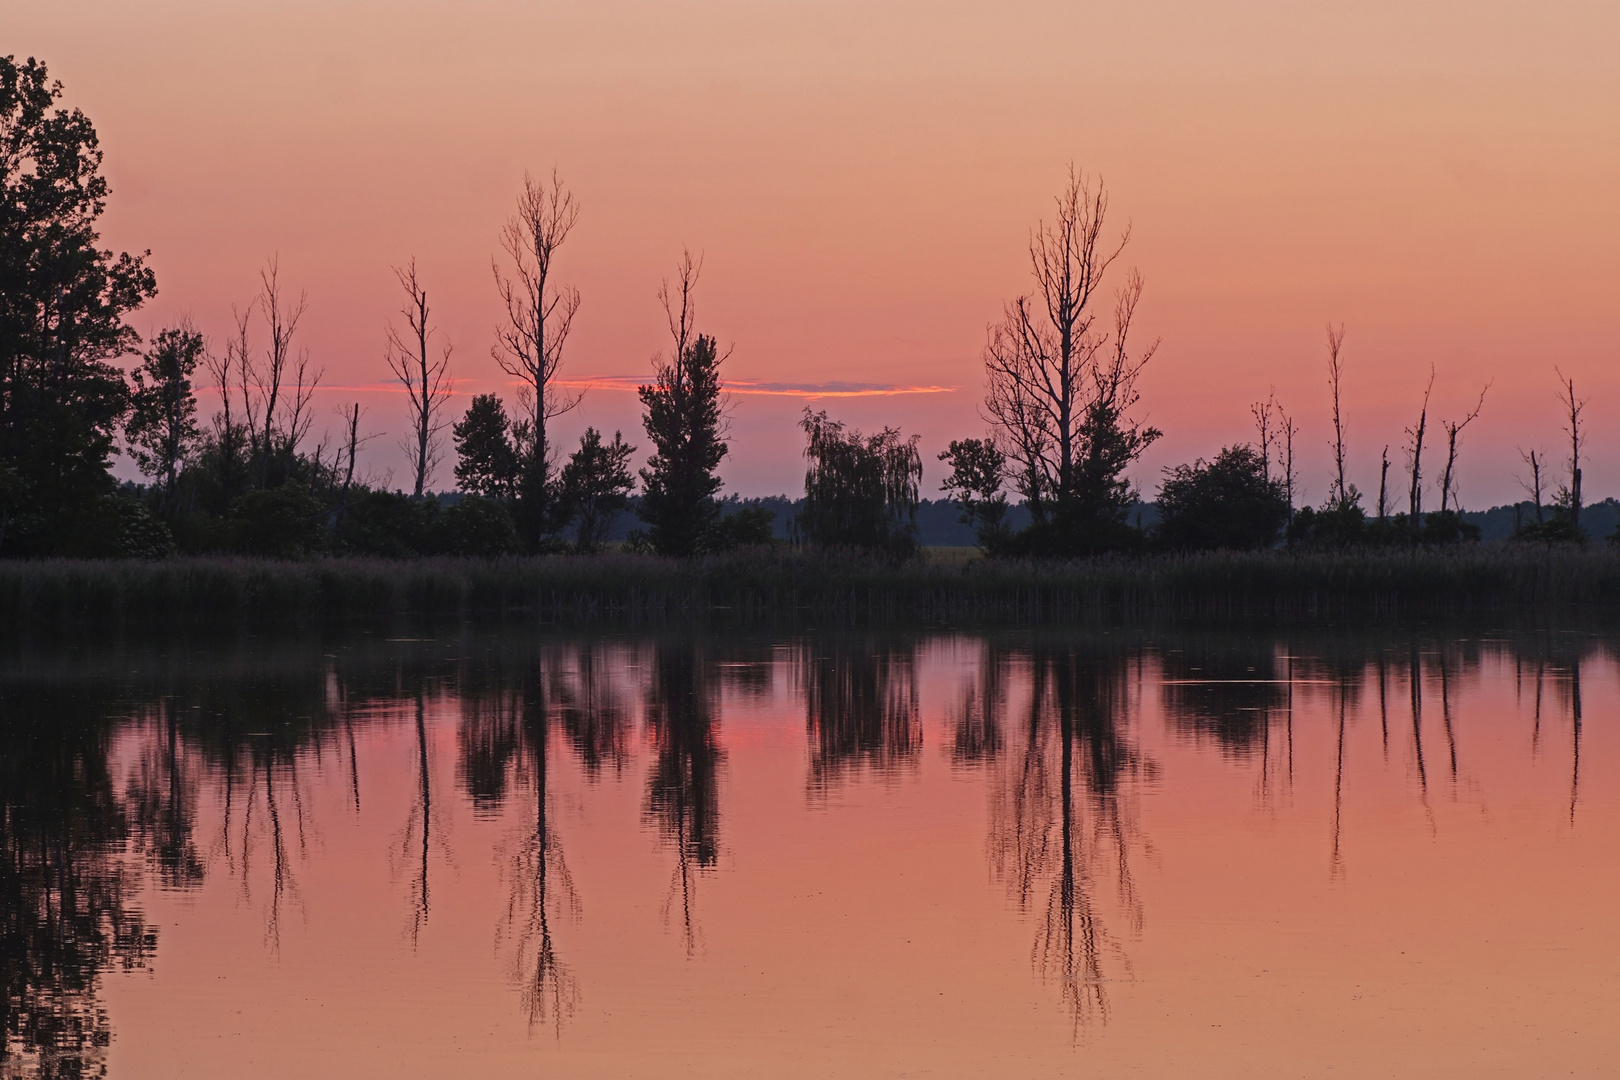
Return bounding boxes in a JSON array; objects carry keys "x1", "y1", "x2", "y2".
[{"x1": 3, "y1": 629, "x2": 1617, "y2": 1078}]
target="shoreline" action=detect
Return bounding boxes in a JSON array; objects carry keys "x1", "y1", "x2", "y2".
[{"x1": 4, "y1": 546, "x2": 1620, "y2": 632}]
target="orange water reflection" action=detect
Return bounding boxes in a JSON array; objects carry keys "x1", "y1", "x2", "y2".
[{"x1": 2, "y1": 630, "x2": 1615, "y2": 1077}]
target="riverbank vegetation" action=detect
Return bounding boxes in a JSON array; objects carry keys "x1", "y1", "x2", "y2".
[
  {"x1": 7, "y1": 545, "x2": 1620, "y2": 634},
  {"x1": 2, "y1": 55, "x2": 1611, "y2": 574}
]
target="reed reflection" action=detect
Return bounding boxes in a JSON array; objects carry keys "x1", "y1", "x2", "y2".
[
  {"x1": 989, "y1": 643, "x2": 1151, "y2": 1034},
  {"x1": 800, "y1": 640, "x2": 922, "y2": 793},
  {"x1": 643, "y1": 644, "x2": 724, "y2": 955}
]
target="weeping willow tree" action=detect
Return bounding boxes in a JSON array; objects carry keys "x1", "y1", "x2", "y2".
[{"x1": 797, "y1": 410, "x2": 922, "y2": 559}]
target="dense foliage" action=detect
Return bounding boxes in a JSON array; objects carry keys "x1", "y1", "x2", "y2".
[
  {"x1": 1156, "y1": 446, "x2": 1288, "y2": 551},
  {"x1": 798, "y1": 410, "x2": 922, "y2": 559}
]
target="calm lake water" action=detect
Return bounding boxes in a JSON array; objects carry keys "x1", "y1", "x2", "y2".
[{"x1": 3, "y1": 628, "x2": 1616, "y2": 1078}]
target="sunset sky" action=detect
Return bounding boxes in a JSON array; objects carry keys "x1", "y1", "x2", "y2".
[{"x1": 13, "y1": 1, "x2": 1620, "y2": 504}]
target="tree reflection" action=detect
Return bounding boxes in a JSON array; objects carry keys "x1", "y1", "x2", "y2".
[
  {"x1": 989, "y1": 644, "x2": 1150, "y2": 1034},
  {"x1": 800, "y1": 639, "x2": 921, "y2": 793},
  {"x1": 474, "y1": 666, "x2": 581, "y2": 1035},
  {"x1": 0, "y1": 687, "x2": 155, "y2": 1079},
  {"x1": 951, "y1": 641, "x2": 1005, "y2": 766},
  {"x1": 643, "y1": 644, "x2": 724, "y2": 955}
]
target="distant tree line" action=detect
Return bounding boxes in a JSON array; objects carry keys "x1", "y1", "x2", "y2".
[{"x1": 0, "y1": 56, "x2": 1607, "y2": 562}]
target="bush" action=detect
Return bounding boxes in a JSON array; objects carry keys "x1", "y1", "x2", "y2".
[
  {"x1": 432, "y1": 496, "x2": 520, "y2": 557},
  {"x1": 1155, "y1": 445, "x2": 1288, "y2": 552},
  {"x1": 230, "y1": 484, "x2": 326, "y2": 558},
  {"x1": 709, "y1": 506, "x2": 776, "y2": 551},
  {"x1": 333, "y1": 491, "x2": 440, "y2": 557}
]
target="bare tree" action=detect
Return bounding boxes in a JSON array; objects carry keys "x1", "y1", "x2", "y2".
[
  {"x1": 1404, "y1": 365, "x2": 1436, "y2": 520},
  {"x1": 1438, "y1": 383, "x2": 1490, "y2": 512},
  {"x1": 493, "y1": 170, "x2": 582, "y2": 539},
  {"x1": 1555, "y1": 368, "x2": 1585, "y2": 533},
  {"x1": 1277, "y1": 400, "x2": 1299, "y2": 518},
  {"x1": 1516, "y1": 447, "x2": 1546, "y2": 525},
  {"x1": 1250, "y1": 390, "x2": 1276, "y2": 484},
  {"x1": 1376, "y1": 445, "x2": 1391, "y2": 520},
  {"x1": 385, "y1": 258, "x2": 453, "y2": 497},
  {"x1": 982, "y1": 167, "x2": 1160, "y2": 547},
  {"x1": 1324, "y1": 324, "x2": 1350, "y2": 507},
  {"x1": 255, "y1": 258, "x2": 308, "y2": 485}
]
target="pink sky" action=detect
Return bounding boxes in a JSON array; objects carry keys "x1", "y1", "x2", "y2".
[{"x1": 14, "y1": 1, "x2": 1620, "y2": 503}]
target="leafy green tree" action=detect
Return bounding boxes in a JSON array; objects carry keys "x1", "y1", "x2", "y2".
[
  {"x1": 126, "y1": 324, "x2": 203, "y2": 516},
  {"x1": 453, "y1": 393, "x2": 520, "y2": 499},
  {"x1": 638, "y1": 252, "x2": 728, "y2": 556},
  {"x1": 798, "y1": 409, "x2": 921, "y2": 559},
  {"x1": 559, "y1": 427, "x2": 635, "y2": 553},
  {"x1": 0, "y1": 55, "x2": 157, "y2": 555},
  {"x1": 938, "y1": 437, "x2": 1010, "y2": 553},
  {"x1": 1155, "y1": 445, "x2": 1288, "y2": 551}
]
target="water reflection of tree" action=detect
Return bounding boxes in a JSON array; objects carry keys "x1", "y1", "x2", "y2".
[
  {"x1": 642, "y1": 644, "x2": 724, "y2": 955},
  {"x1": 466, "y1": 667, "x2": 581, "y2": 1035},
  {"x1": 989, "y1": 645, "x2": 1150, "y2": 1035},
  {"x1": 951, "y1": 641, "x2": 1005, "y2": 766},
  {"x1": 800, "y1": 640, "x2": 921, "y2": 793},
  {"x1": 0, "y1": 687, "x2": 155, "y2": 1080}
]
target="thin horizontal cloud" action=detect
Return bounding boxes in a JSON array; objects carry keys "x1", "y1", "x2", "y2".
[
  {"x1": 553, "y1": 375, "x2": 959, "y2": 398},
  {"x1": 196, "y1": 376, "x2": 958, "y2": 399}
]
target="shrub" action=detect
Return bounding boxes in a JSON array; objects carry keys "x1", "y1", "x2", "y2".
[
  {"x1": 432, "y1": 496, "x2": 520, "y2": 557},
  {"x1": 709, "y1": 506, "x2": 776, "y2": 550},
  {"x1": 230, "y1": 484, "x2": 326, "y2": 558},
  {"x1": 1155, "y1": 445, "x2": 1288, "y2": 552},
  {"x1": 333, "y1": 491, "x2": 439, "y2": 557}
]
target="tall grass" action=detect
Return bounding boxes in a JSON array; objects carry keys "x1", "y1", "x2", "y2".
[{"x1": 3, "y1": 545, "x2": 1619, "y2": 634}]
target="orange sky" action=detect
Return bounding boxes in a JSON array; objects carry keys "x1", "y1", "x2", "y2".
[{"x1": 13, "y1": 1, "x2": 1620, "y2": 501}]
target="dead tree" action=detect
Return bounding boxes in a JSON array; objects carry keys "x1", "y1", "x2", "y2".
[
  {"x1": 1404, "y1": 366, "x2": 1436, "y2": 520},
  {"x1": 982, "y1": 166, "x2": 1160, "y2": 538},
  {"x1": 1438, "y1": 383, "x2": 1490, "y2": 512},
  {"x1": 493, "y1": 170, "x2": 582, "y2": 530},
  {"x1": 1277, "y1": 400, "x2": 1299, "y2": 517},
  {"x1": 1517, "y1": 448, "x2": 1546, "y2": 525},
  {"x1": 1250, "y1": 390, "x2": 1277, "y2": 484},
  {"x1": 1377, "y1": 446, "x2": 1391, "y2": 519},
  {"x1": 385, "y1": 258, "x2": 453, "y2": 497},
  {"x1": 1555, "y1": 368, "x2": 1586, "y2": 533},
  {"x1": 1324, "y1": 324, "x2": 1349, "y2": 506},
  {"x1": 255, "y1": 257, "x2": 309, "y2": 486}
]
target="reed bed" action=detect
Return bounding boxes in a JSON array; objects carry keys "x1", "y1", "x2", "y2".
[{"x1": 3, "y1": 545, "x2": 1619, "y2": 634}]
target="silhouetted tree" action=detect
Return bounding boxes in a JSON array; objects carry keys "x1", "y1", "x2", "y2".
[
  {"x1": 1556, "y1": 368, "x2": 1585, "y2": 536},
  {"x1": 938, "y1": 436, "x2": 1010, "y2": 553},
  {"x1": 637, "y1": 251, "x2": 729, "y2": 556},
  {"x1": 0, "y1": 55, "x2": 157, "y2": 556},
  {"x1": 125, "y1": 324, "x2": 203, "y2": 517},
  {"x1": 243, "y1": 258, "x2": 320, "y2": 489},
  {"x1": 982, "y1": 167, "x2": 1160, "y2": 556},
  {"x1": 1405, "y1": 365, "x2": 1435, "y2": 522},
  {"x1": 453, "y1": 393, "x2": 521, "y2": 499},
  {"x1": 384, "y1": 258, "x2": 452, "y2": 497},
  {"x1": 1438, "y1": 383, "x2": 1489, "y2": 512},
  {"x1": 492, "y1": 170, "x2": 582, "y2": 550},
  {"x1": 559, "y1": 427, "x2": 635, "y2": 553},
  {"x1": 1324, "y1": 324, "x2": 1352, "y2": 508},
  {"x1": 1156, "y1": 445, "x2": 1288, "y2": 551},
  {"x1": 798, "y1": 410, "x2": 921, "y2": 558}
]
